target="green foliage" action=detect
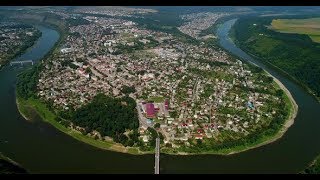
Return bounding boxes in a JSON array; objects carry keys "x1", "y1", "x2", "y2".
[
  {"x1": 69, "y1": 31, "x2": 81, "y2": 38},
  {"x1": 154, "y1": 123, "x2": 160, "y2": 129},
  {"x1": 16, "y1": 64, "x2": 42, "y2": 99},
  {"x1": 170, "y1": 110, "x2": 178, "y2": 118},
  {"x1": 128, "y1": 129, "x2": 140, "y2": 144},
  {"x1": 159, "y1": 132, "x2": 164, "y2": 143},
  {"x1": 302, "y1": 155, "x2": 320, "y2": 174},
  {"x1": 234, "y1": 16, "x2": 320, "y2": 99},
  {"x1": 66, "y1": 18, "x2": 90, "y2": 27},
  {"x1": 113, "y1": 40, "x2": 144, "y2": 54},
  {"x1": 85, "y1": 67, "x2": 91, "y2": 74},
  {"x1": 71, "y1": 94, "x2": 139, "y2": 145},
  {"x1": 121, "y1": 85, "x2": 136, "y2": 94},
  {"x1": 147, "y1": 127, "x2": 158, "y2": 147},
  {"x1": 180, "y1": 92, "x2": 290, "y2": 154},
  {"x1": 123, "y1": 13, "x2": 200, "y2": 45},
  {"x1": 276, "y1": 89, "x2": 284, "y2": 97},
  {"x1": 0, "y1": 26, "x2": 41, "y2": 66}
]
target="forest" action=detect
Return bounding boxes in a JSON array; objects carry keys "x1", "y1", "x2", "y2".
[
  {"x1": 17, "y1": 65, "x2": 141, "y2": 147},
  {"x1": 16, "y1": 64, "x2": 42, "y2": 99},
  {"x1": 59, "y1": 93, "x2": 140, "y2": 146},
  {"x1": 233, "y1": 16, "x2": 320, "y2": 99}
]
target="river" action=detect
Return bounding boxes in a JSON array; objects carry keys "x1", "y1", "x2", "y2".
[{"x1": 0, "y1": 21, "x2": 320, "y2": 174}]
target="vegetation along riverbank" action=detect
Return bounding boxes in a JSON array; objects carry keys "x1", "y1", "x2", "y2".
[{"x1": 15, "y1": 12, "x2": 296, "y2": 155}]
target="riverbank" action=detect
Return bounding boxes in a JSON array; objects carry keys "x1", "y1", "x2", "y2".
[
  {"x1": 224, "y1": 75, "x2": 298, "y2": 155},
  {"x1": 15, "y1": 20, "x2": 297, "y2": 156},
  {"x1": 0, "y1": 29, "x2": 42, "y2": 71},
  {"x1": 13, "y1": 20, "x2": 151, "y2": 155},
  {"x1": 16, "y1": 67, "x2": 297, "y2": 156},
  {"x1": 301, "y1": 154, "x2": 320, "y2": 174},
  {"x1": 16, "y1": 96, "x2": 150, "y2": 155},
  {"x1": 0, "y1": 152, "x2": 27, "y2": 174},
  {"x1": 235, "y1": 42, "x2": 320, "y2": 103},
  {"x1": 231, "y1": 17, "x2": 320, "y2": 103},
  {"x1": 164, "y1": 78, "x2": 297, "y2": 156}
]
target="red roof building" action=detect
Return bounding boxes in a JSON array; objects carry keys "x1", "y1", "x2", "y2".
[
  {"x1": 145, "y1": 103, "x2": 155, "y2": 118},
  {"x1": 197, "y1": 129, "x2": 205, "y2": 134},
  {"x1": 194, "y1": 134, "x2": 203, "y2": 140},
  {"x1": 164, "y1": 99, "x2": 169, "y2": 110}
]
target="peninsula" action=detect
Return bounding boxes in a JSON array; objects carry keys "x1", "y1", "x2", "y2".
[{"x1": 16, "y1": 7, "x2": 297, "y2": 155}]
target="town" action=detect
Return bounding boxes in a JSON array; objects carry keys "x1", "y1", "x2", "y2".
[
  {"x1": 178, "y1": 12, "x2": 228, "y2": 39},
  {"x1": 36, "y1": 14, "x2": 286, "y2": 151},
  {"x1": 0, "y1": 22, "x2": 40, "y2": 68}
]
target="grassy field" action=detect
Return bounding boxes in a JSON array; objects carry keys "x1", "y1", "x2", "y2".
[
  {"x1": 270, "y1": 18, "x2": 320, "y2": 43},
  {"x1": 148, "y1": 96, "x2": 165, "y2": 103}
]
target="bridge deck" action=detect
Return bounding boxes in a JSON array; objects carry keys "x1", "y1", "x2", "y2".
[
  {"x1": 155, "y1": 137, "x2": 160, "y2": 174},
  {"x1": 10, "y1": 60, "x2": 34, "y2": 66}
]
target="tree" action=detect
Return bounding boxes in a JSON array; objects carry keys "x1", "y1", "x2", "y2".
[
  {"x1": 70, "y1": 93, "x2": 139, "y2": 146},
  {"x1": 85, "y1": 67, "x2": 91, "y2": 74},
  {"x1": 16, "y1": 64, "x2": 42, "y2": 99},
  {"x1": 276, "y1": 89, "x2": 284, "y2": 97},
  {"x1": 147, "y1": 127, "x2": 158, "y2": 147},
  {"x1": 159, "y1": 132, "x2": 164, "y2": 144},
  {"x1": 154, "y1": 123, "x2": 160, "y2": 129},
  {"x1": 121, "y1": 85, "x2": 136, "y2": 94}
]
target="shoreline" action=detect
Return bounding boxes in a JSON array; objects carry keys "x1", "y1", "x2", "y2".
[
  {"x1": 16, "y1": 97, "x2": 31, "y2": 122},
  {"x1": 0, "y1": 31, "x2": 42, "y2": 71},
  {"x1": 237, "y1": 43, "x2": 320, "y2": 103},
  {"x1": 167, "y1": 71, "x2": 298, "y2": 156},
  {"x1": 225, "y1": 75, "x2": 298, "y2": 155},
  {"x1": 16, "y1": 96, "x2": 150, "y2": 155},
  {"x1": 14, "y1": 18, "x2": 298, "y2": 156},
  {"x1": 16, "y1": 74, "x2": 298, "y2": 156},
  {"x1": 230, "y1": 18, "x2": 320, "y2": 103},
  {"x1": 0, "y1": 152, "x2": 28, "y2": 174}
]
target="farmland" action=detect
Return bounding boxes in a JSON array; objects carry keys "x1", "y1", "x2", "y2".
[{"x1": 270, "y1": 18, "x2": 320, "y2": 43}]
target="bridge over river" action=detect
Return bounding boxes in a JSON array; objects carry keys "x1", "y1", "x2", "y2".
[
  {"x1": 10, "y1": 60, "x2": 34, "y2": 66},
  {"x1": 154, "y1": 137, "x2": 160, "y2": 174}
]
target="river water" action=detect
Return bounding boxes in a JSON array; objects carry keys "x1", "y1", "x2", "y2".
[{"x1": 0, "y1": 21, "x2": 320, "y2": 174}]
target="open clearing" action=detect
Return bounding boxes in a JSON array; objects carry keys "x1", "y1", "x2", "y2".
[{"x1": 270, "y1": 18, "x2": 320, "y2": 43}]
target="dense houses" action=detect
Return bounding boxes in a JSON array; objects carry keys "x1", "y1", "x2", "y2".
[
  {"x1": 0, "y1": 22, "x2": 40, "y2": 66},
  {"x1": 74, "y1": 6, "x2": 157, "y2": 17},
  {"x1": 37, "y1": 14, "x2": 283, "y2": 148},
  {"x1": 178, "y1": 12, "x2": 228, "y2": 39}
]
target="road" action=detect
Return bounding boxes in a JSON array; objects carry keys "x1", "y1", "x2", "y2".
[
  {"x1": 136, "y1": 101, "x2": 153, "y2": 128},
  {"x1": 154, "y1": 137, "x2": 160, "y2": 174}
]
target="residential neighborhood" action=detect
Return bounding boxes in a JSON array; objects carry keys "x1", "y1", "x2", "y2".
[
  {"x1": 37, "y1": 14, "x2": 285, "y2": 150},
  {"x1": 0, "y1": 22, "x2": 40, "y2": 67},
  {"x1": 178, "y1": 12, "x2": 228, "y2": 39}
]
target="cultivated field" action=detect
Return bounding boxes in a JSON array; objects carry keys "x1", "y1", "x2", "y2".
[{"x1": 270, "y1": 18, "x2": 320, "y2": 43}]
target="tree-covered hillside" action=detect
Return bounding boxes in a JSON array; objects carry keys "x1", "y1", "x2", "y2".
[{"x1": 233, "y1": 16, "x2": 320, "y2": 100}]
